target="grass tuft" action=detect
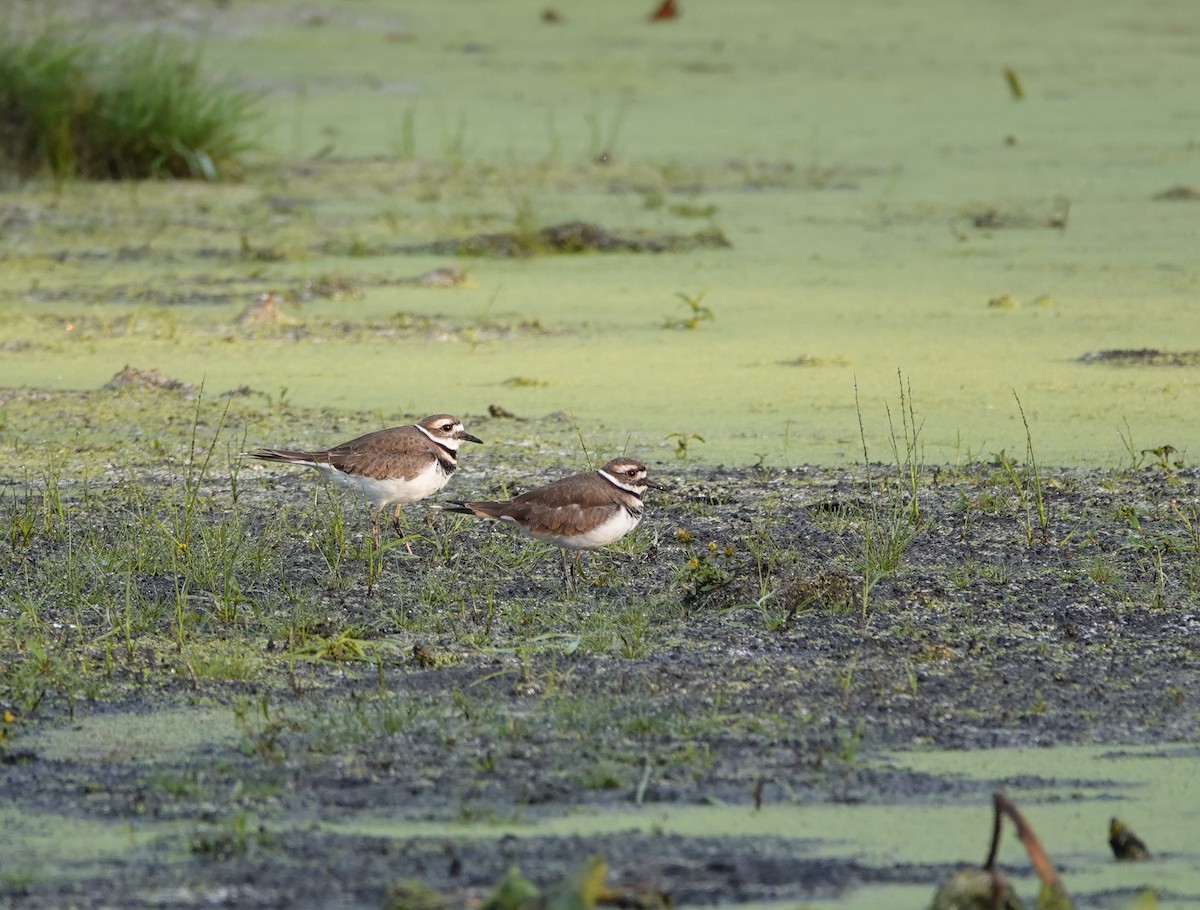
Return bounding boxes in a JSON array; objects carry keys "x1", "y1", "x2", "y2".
[
  {"x1": 850, "y1": 374, "x2": 925, "y2": 620},
  {"x1": 0, "y1": 25, "x2": 260, "y2": 180}
]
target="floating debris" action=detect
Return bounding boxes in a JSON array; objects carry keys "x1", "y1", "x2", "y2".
[
  {"x1": 781, "y1": 353, "x2": 852, "y2": 367},
  {"x1": 501, "y1": 376, "x2": 549, "y2": 388},
  {"x1": 239, "y1": 233, "x2": 286, "y2": 262},
  {"x1": 931, "y1": 867, "x2": 1023, "y2": 910},
  {"x1": 103, "y1": 365, "x2": 196, "y2": 394},
  {"x1": 1079, "y1": 348, "x2": 1200, "y2": 366},
  {"x1": 488, "y1": 403, "x2": 517, "y2": 418},
  {"x1": 1153, "y1": 185, "x2": 1200, "y2": 201},
  {"x1": 650, "y1": 0, "x2": 679, "y2": 21},
  {"x1": 1003, "y1": 67, "x2": 1025, "y2": 101},
  {"x1": 1109, "y1": 817, "x2": 1150, "y2": 861},
  {"x1": 327, "y1": 221, "x2": 731, "y2": 258},
  {"x1": 236, "y1": 291, "x2": 288, "y2": 327},
  {"x1": 398, "y1": 266, "x2": 470, "y2": 288},
  {"x1": 987, "y1": 295, "x2": 1019, "y2": 310},
  {"x1": 298, "y1": 274, "x2": 363, "y2": 301},
  {"x1": 931, "y1": 791, "x2": 1068, "y2": 910},
  {"x1": 969, "y1": 201, "x2": 1069, "y2": 230}
]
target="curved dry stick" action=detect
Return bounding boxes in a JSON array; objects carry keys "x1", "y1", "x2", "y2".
[{"x1": 988, "y1": 790, "x2": 1073, "y2": 907}]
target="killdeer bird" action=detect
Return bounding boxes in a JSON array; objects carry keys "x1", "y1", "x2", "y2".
[
  {"x1": 437, "y1": 456, "x2": 661, "y2": 587},
  {"x1": 245, "y1": 414, "x2": 482, "y2": 546}
]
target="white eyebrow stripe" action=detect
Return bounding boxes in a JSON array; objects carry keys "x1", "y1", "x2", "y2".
[{"x1": 598, "y1": 468, "x2": 642, "y2": 492}]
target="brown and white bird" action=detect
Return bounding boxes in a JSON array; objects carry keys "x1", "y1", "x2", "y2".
[
  {"x1": 245, "y1": 414, "x2": 482, "y2": 545},
  {"x1": 437, "y1": 456, "x2": 660, "y2": 586}
]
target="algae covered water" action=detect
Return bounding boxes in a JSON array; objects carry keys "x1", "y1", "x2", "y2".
[
  {"x1": 2, "y1": 3, "x2": 1199, "y2": 909},
  {"x1": 1, "y1": 0, "x2": 1197, "y2": 466}
]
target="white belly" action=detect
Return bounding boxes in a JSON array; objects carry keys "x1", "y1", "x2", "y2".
[
  {"x1": 524, "y1": 507, "x2": 642, "y2": 551},
  {"x1": 318, "y1": 461, "x2": 449, "y2": 510}
]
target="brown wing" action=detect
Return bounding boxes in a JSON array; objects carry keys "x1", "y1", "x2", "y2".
[
  {"x1": 255, "y1": 425, "x2": 437, "y2": 481},
  {"x1": 461, "y1": 498, "x2": 625, "y2": 538},
  {"x1": 464, "y1": 471, "x2": 626, "y2": 537},
  {"x1": 535, "y1": 501, "x2": 623, "y2": 538},
  {"x1": 513, "y1": 471, "x2": 619, "y2": 509},
  {"x1": 324, "y1": 425, "x2": 438, "y2": 480}
]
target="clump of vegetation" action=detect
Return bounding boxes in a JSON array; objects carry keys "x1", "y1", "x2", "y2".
[
  {"x1": 666, "y1": 431, "x2": 705, "y2": 459},
  {"x1": 664, "y1": 290, "x2": 714, "y2": 329},
  {"x1": 396, "y1": 220, "x2": 729, "y2": 258},
  {"x1": 846, "y1": 373, "x2": 925, "y2": 619},
  {"x1": 0, "y1": 25, "x2": 260, "y2": 180}
]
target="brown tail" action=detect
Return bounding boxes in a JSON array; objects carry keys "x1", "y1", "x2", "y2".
[
  {"x1": 437, "y1": 500, "x2": 506, "y2": 519},
  {"x1": 244, "y1": 448, "x2": 319, "y2": 464}
]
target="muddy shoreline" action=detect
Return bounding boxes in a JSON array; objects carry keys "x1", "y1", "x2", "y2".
[{"x1": 3, "y1": 422, "x2": 1198, "y2": 907}]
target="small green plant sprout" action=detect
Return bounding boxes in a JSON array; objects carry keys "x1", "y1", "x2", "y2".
[
  {"x1": 392, "y1": 102, "x2": 417, "y2": 159},
  {"x1": 674, "y1": 531, "x2": 737, "y2": 594},
  {"x1": 666, "y1": 431, "x2": 705, "y2": 460},
  {"x1": 1143, "y1": 444, "x2": 1184, "y2": 479},
  {"x1": 995, "y1": 391, "x2": 1051, "y2": 545},
  {"x1": 886, "y1": 371, "x2": 923, "y2": 526},
  {"x1": 1117, "y1": 418, "x2": 1145, "y2": 472},
  {"x1": 664, "y1": 290, "x2": 714, "y2": 329},
  {"x1": 584, "y1": 91, "x2": 631, "y2": 162}
]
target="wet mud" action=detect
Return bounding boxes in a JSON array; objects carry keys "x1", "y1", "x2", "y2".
[{"x1": 3, "y1": 412, "x2": 1198, "y2": 907}]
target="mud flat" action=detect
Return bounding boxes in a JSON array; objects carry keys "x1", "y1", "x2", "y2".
[{"x1": 2, "y1": 390, "x2": 1197, "y2": 907}]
